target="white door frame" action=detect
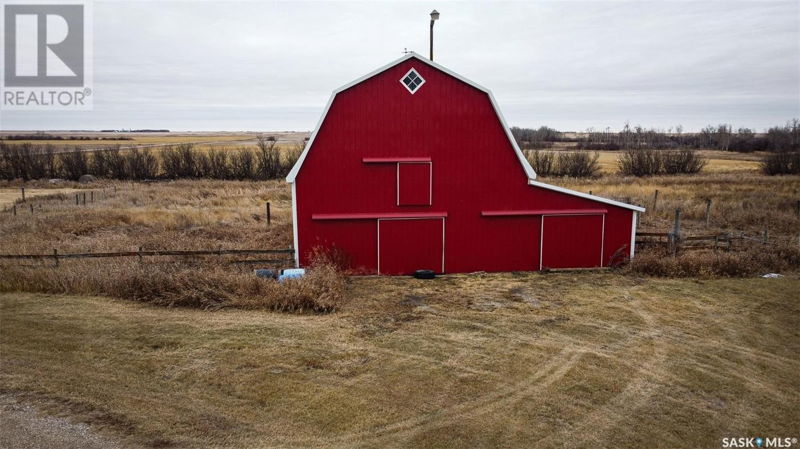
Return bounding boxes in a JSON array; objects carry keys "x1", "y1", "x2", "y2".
[
  {"x1": 377, "y1": 217, "x2": 445, "y2": 274},
  {"x1": 539, "y1": 213, "x2": 606, "y2": 270}
]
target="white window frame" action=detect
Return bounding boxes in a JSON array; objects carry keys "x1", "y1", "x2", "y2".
[
  {"x1": 399, "y1": 67, "x2": 426, "y2": 94},
  {"x1": 396, "y1": 161, "x2": 433, "y2": 206}
]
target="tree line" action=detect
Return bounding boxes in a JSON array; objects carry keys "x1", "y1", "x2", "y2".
[
  {"x1": 525, "y1": 147, "x2": 707, "y2": 178},
  {"x1": 0, "y1": 137, "x2": 301, "y2": 181},
  {"x1": 512, "y1": 119, "x2": 800, "y2": 153}
]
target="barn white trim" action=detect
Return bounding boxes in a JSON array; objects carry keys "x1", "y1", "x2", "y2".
[
  {"x1": 399, "y1": 67, "x2": 426, "y2": 94},
  {"x1": 291, "y1": 181, "x2": 299, "y2": 267},
  {"x1": 396, "y1": 161, "x2": 433, "y2": 206},
  {"x1": 630, "y1": 211, "x2": 638, "y2": 260},
  {"x1": 285, "y1": 51, "x2": 536, "y2": 183}
]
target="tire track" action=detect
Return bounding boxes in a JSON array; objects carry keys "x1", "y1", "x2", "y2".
[
  {"x1": 367, "y1": 347, "x2": 503, "y2": 379},
  {"x1": 273, "y1": 348, "x2": 582, "y2": 448},
  {"x1": 273, "y1": 303, "x2": 654, "y2": 448},
  {"x1": 533, "y1": 302, "x2": 668, "y2": 447}
]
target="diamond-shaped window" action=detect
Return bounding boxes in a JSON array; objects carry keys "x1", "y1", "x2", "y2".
[{"x1": 400, "y1": 68, "x2": 425, "y2": 94}]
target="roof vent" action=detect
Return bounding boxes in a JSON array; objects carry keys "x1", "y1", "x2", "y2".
[{"x1": 400, "y1": 68, "x2": 425, "y2": 94}]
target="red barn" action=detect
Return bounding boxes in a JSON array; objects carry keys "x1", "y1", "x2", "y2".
[{"x1": 286, "y1": 52, "x2": 644, "y2": 274}]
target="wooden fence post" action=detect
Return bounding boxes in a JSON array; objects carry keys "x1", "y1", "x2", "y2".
[
  {"x1": 83, "y1": 192, "x2": 86, "y2": 205},
  {"x1": 53, "y1": 249, "x2": 58, "y2": 267},
  {"x1": 91, "y1": 191, "x2": 94, "y2": 203},
  {"x1": 266, "y1": 202, "x2": 271, "y2": 226},
  {"x1": 138, "y1": 246, "x2": 143, "y2": 263},
  {"x1": 653, "y1": 189, "x2": 659, "y2": 212},
  {"x1": 29, "y1": 204, "x2": 33, "y2": 214},
  {"x1": 670, "y1": 208, "x2": 682, "y2": 256},
  {"x1": 21, "y1": 187, "x2": 25, "y2": 202},
  {"x1": 763, "y1": 228, "x2": 769, "y2": 244},
  {"x1": 75, "y1": 194, "x2": 79, "y2": 205},
  {"x1": 12, "y1": 204, "x2": 16, "y2": 216},
  {"x1": 704, "y1": 198, "x2": 712, "y2": 227}
]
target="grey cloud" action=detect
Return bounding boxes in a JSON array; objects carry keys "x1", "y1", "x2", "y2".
[{"x1": 2, "y1": 0, "x2": 798, "y2": 132}]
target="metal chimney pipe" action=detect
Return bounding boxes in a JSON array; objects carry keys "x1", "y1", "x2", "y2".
[{"x1": 429, "y1": 10, "x2": 439, "y2": 60}]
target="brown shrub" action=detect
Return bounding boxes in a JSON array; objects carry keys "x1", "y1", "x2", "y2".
[
  {"x1": 524, "y1": 150, "x2": 600, "y2": 178},
  {"x1": 761, "y1": 151, "x2": 800, "y2": 175},
  {"x1": 628, "y1": 244, "x2": 800, "y2": 277}
]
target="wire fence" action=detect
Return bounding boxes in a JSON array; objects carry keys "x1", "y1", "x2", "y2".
[{"x1": 0, "y1": 248, "x2": 295, "y2": 267}]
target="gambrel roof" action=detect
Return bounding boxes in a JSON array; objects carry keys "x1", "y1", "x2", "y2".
[{"x1": 286, "y1": 52, "x2": 644, "y2": 213}]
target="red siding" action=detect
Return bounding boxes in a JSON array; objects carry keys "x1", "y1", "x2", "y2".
[
  {"x1": 308, "y1": 220, "x2": 377, "y2": 272},
  {"x1": 294, "y1": 56, "x2": 636, "y2": 273},
  {"x1": 541, "y1": 215, "x2": 604, "y2": 269},
  {"x1": 378, "y1": 218, "x2": 444, "y2": 274}
]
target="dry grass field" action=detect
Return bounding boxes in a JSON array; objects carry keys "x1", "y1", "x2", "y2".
[
  {"x1": 558, "y1": 173, "x2": 800, "y2": 238},
  {"x1": 534, "y1": 144, "x2": 764, "y2": 174},
  {"x1": 0, "y1": 188, "x2": 80, "y2": 208},
  {"x1": 1, "y1": 273, "x2": 798, "y2": 448},
  {"x1": 0, "y1": 180, "x2": 294, "y2": 254},
  {"x1": 1, "y1": 154, "x2": 799, "y2": 448},
  {"x1": 0, "y1": 131, "x2": 310, "y2": 150}
]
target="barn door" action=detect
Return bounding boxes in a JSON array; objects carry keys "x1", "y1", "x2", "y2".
[
  {"x1": 540, "y1": 215, "x2": 605, "y2": 269},
  {"x1": 378, "y1": 218, "x2": 444, "y2": 275}
]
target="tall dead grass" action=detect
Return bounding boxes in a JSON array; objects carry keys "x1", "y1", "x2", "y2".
[
  {"x1": 0, "y1": 259, "x2": 346, "y2": 312},
  {"x1": 628, "y1": 243, "x2": 800, "y2": 277},
  {"x1": 0, "y1": 179, "x2": 346, "y2": 312},
  {"x1": 0, "y1": 180, "x2": 294, "y2": 254}
]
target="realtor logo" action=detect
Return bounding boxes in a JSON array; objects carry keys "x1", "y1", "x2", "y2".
[
  {"x1": 4, "y1": 4, "x2": 84, "y2": 86},
  {"x1": 2, "y1": 1, "x2": 92, "y2": 109}
]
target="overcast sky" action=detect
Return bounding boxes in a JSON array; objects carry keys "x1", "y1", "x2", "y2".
[{"x1": 1, "y1": 0, "x2": 798, "y2": 132}]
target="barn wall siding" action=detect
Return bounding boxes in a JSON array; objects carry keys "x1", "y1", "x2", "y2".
[{"x1": 294, "y1": 56, "x2": 636, "y2": 273}]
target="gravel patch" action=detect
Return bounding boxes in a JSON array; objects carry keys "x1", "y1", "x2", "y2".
[{"x1": 0, "y1": 394, "x2": 123, "y2": 449}]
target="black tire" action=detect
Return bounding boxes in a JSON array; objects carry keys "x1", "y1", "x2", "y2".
[{"x1": 413, "y1": 269, "x2": 436, "y2": 279}]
